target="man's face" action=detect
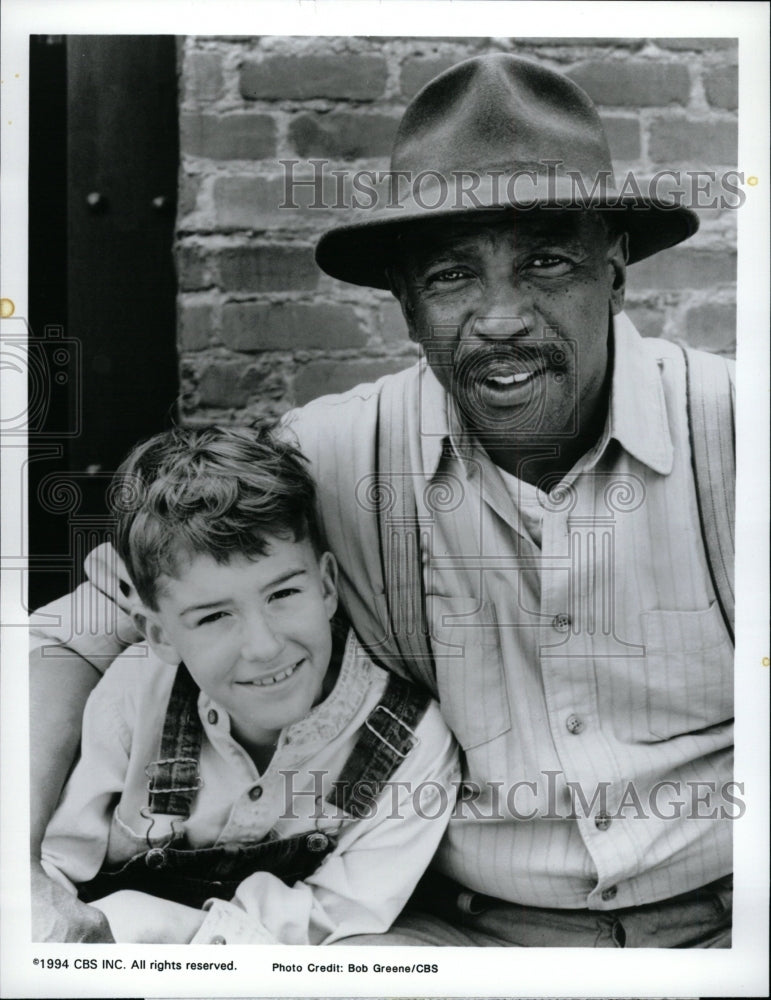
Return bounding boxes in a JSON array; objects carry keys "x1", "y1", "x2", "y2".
[
  {"x1": 391, "y1": 210, "x2": 627, "y2": 455},
  {"x1": 142, "y1": 537, "x2": 338, "y2": 750}
]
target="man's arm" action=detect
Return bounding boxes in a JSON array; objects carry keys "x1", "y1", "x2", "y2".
[
  {"x1": 29, "y1": 548, "x2": 141, "y2": 944},
  {"x1": 29, "y1": 546, "x2": 141, "y2": 838},
  {"x1": 29, "y1": 648, "x2": 115, "y2": 942},
  {"x1": 29, "y1": 647, "x2": 100, "y2": 854}
]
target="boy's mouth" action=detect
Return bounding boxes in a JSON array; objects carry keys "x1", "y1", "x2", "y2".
[{"x1": 237, "y1": 659, "x2": 305, "y2": 688}]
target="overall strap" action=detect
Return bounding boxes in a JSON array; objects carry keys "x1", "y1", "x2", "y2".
[
  {"x1": 682, "y1": 346, "x2": 736, "y2": 643},
  {"x1": 145, "y1": 663, "x2": 203, "y2": 816},
  {"x1": 327, "y1": 672, "x2": 432, "y2": 818},
  {"x1": 374, "y1": 371, "x2": 436, "y2": 690}
]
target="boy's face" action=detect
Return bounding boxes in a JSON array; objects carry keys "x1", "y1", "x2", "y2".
[{"x1": 142, "y1": 536, "x2": 338, "y2": 750}]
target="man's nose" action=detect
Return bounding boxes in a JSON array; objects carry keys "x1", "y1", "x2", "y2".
[
  {"x1": 240, "y1": 612, "x2": 285, "y2": 661},
  {"x1": 471, "y1": 280, "x2": 533, "y2": 340}
]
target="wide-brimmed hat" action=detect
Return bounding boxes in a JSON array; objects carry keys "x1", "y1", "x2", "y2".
[{"x1": 315, "y1": 53, "x2": 699, "y2": 289}]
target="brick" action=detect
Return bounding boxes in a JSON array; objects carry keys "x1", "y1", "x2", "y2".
[
  {"x1": 196, "y1": 359, "x2": 287, "y2": 408},
  {"x1": 294, "y1": 357, "x2": 411, "y2": 405},
  {"x1": 213, "y1": 176, "x2": 286, "y2": 229},
  {"x1": 178, "y1": 173, "x2": 201, "y2": 217},
  {"x1": 524, "y1": 38, "x2": 643, "y2": 47},
  {"x1": 378, "y1": 300, "x2": 410, "y2": 342},
  {"x1": 184, "y1": 51, "x2": 224, "y2": 102},
  {"x1": 180, "y1": 112, "x2": 276, "y2": 160},
  {"x1": 216, "y1": 246, "x2": 319, "y2": 292},
  {"x1": 400, "y1": 56, "x2": 462, "y2": 97},
  {"x1": 240, "y1": 54, "x2": 387, "y2": 101},
  {"x1": 176, "y1": 244, "x2": 215, "y2": 291},
  {"x1": 684, "y1": 302, "x2": 736, "y2": 353},
  {"x1": 289, "y1": 113, "x2": 398, "y2": 160},
  {"x1": 629, "y1": 248, "x2": 736, "y2": 291},
  {"x1": 178, "y1": 302, "x2": 214, "y2": 351},
  {"x1": 600, "y1": 114, "x2": 641, "y2": 160},
  {"x1": 197, "y1": 360, "x2": 251, "y2": 407},
  {"x1": 212, "y1": 173, "x2": 341, "y2": 229},
  {"x1": 655, "y1": 38, "x2": 737, "y2": 52},
  {"x1": 567, "y1": 61, "x2": 691, "y2": 106},
  {"x1": 221, "y1": 302, "x2": 365, "y2": 352},
  {"x1": 704, "y1": 66, "x2": 738, "y2": 110},
  {"x1": 648, "y1": 117, "x2": 737, "y2": 165}
]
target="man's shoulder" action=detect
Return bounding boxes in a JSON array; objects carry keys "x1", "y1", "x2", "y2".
[
  {"x1": 89, "y1": 643, "x2": 176, "y2": 711},
  {"x1": 632, "y1": 333, "x2": 735, "y2": 406},
  {"x1": 281, "y1": 361, "x2": 422, "y2": 445}
]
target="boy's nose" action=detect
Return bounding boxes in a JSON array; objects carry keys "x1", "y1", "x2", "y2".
[{"x1": 240, "y1": 613, "x2": 285, "y2": 661}]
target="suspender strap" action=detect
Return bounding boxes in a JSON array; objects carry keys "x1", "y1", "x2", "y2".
[
  {"x1": 327, "y1": 672, "x2": 432, "y2": 819},
  {"x1": 146, "y1": 663, "x2": 203, "y2": 816},
  {"x1": 375, "y1": 371, "x2": 436, "y2": 690},
  {"x1": 682, "y1": 346, "x2": 736, "y2": 644}
]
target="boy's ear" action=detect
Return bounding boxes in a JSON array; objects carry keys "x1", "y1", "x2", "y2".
[
  {"x1": 134, "y1": 609, "x2": 181, "y2": 666},
  {"x1": 318, "y1": 551, "x2": 339, "y2": 620}
]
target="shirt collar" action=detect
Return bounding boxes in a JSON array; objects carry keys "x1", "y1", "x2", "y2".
[
  {"x1": 606, "y1": 311, "x2": 674, "y2": 475},
  {"x1": 201, "y1": 630, "x2": 372, "y2": 768},
  {"x1": 418, "y1": 311, "x2": 674, "y2": 480},
  {"x1": 417, "y1": 361, "x2": 456, "y2": 478}
]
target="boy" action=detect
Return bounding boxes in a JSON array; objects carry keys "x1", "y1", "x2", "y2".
[{"x1": 40, "y1": 424, "x2": 458, "y2": 944}]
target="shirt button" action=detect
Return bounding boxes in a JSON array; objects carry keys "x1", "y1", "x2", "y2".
[
  {"x1": 601, "y1": 885, "x2": 618, "y2": 901},
  {"x1": 208, "y1": 709, "x2": 218, "y2": 725},
  {"x1": 210, "y1": 935, "x2": 226, "y2": 944},
  {"x1": 595, "y1": 812, "x2": 612, "y2": 831},
  {"x1": 552, "y1": 613, "x2": 571, "y2": 632},
  {"x1": 305, "y1": 832, "x2": 330, "y2": 853},
  {"x1": 248, "y1": 785, "x2": 263, "y2": 801},
  {"x1": 566, "y1": 714, "x2": 584, "y2": 734}
]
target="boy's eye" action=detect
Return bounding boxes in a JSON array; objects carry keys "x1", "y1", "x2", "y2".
[
  {"x1": 269, "y1": 587, "x2": 300, "y2": 602},
  {"x1": 198, "y1": 610, "x2": 228, "y2": 626}
]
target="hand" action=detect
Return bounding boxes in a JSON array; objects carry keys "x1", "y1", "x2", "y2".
[
  {"x1": 90, "y1": 889, "x2": 205, "y2": 943},
  {"x1": 31, "y1": 862, "x2": 115, "y2": 943}
]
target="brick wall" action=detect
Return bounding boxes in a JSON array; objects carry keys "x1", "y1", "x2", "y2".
[{"x1": 176, "y1": 35, "x2": 738, "y2": 424}]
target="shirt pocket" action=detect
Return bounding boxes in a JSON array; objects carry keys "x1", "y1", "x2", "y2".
[
  {"x1": 428, "y1": 594, "x2": 511, "y2": 751},
  {"x1": 640, "y1": 603, "x2": 733, "y2": 741}
]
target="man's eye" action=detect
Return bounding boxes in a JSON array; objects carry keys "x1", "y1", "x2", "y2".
[
  {"x1": 527, "y1": 255, "x2": 571, "y2": 272},
  {"x1": 427, "y1": 267, "x2": 472, "y2": 285},
  {"x1": 198, "y1": 611, "x2": 228, "y2": 626}
]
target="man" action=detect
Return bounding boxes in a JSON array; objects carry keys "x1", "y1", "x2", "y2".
[{"x1": 31, "y1": 54, "x2": 735, "y2": 947}]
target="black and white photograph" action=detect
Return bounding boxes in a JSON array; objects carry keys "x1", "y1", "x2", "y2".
[{"x1": 1, "y1": 1, "x2": 769, "y2": 997}]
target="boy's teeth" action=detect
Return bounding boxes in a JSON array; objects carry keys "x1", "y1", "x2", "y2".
[{"x1": 251, "y1": 661, "x2": 301, "y2": 686}]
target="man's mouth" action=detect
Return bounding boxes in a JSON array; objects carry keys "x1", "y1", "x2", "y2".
[
  {"x1": 237, "y1": 659, "x2": 305, "y2": 687},
  {"x1": 484, "y1": 371, "x2": 538, "y2": 387}
]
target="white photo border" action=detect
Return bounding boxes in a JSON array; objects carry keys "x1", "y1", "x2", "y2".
[{"x1": 1, "y1": 2, "x2": 769, "y2": 998}]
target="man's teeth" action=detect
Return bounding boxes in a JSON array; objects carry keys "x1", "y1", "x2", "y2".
[
  {"x1": 487, "y1": 372, "x2": 533, "y2": 385},
  {"x1": 247, "y1": 661, "x2": 302, "y2": 686}
]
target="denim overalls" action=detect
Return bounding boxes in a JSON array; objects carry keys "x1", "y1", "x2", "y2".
[{"x1": 79, "y1": 660, "x2": 430, "y2": 909}]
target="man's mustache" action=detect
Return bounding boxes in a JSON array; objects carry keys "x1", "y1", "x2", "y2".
[{"x1": 450, "y1": 341, "x2": 571, "y2": 379}]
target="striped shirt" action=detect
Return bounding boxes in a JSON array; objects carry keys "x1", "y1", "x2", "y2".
[{"x1": 284, "y1": 313, "x2": 735, "y2": 910}]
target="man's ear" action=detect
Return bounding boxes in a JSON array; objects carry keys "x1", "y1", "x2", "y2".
[
  {"x1": 318, "y1": 551, "x2": 339, "y2": 620},
  {"x1": 134, "y1": 610, "x2": 181, "y2": 666},
  {"x1": 608, "y1": 231, "x2": 629, "y2": 316}
]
